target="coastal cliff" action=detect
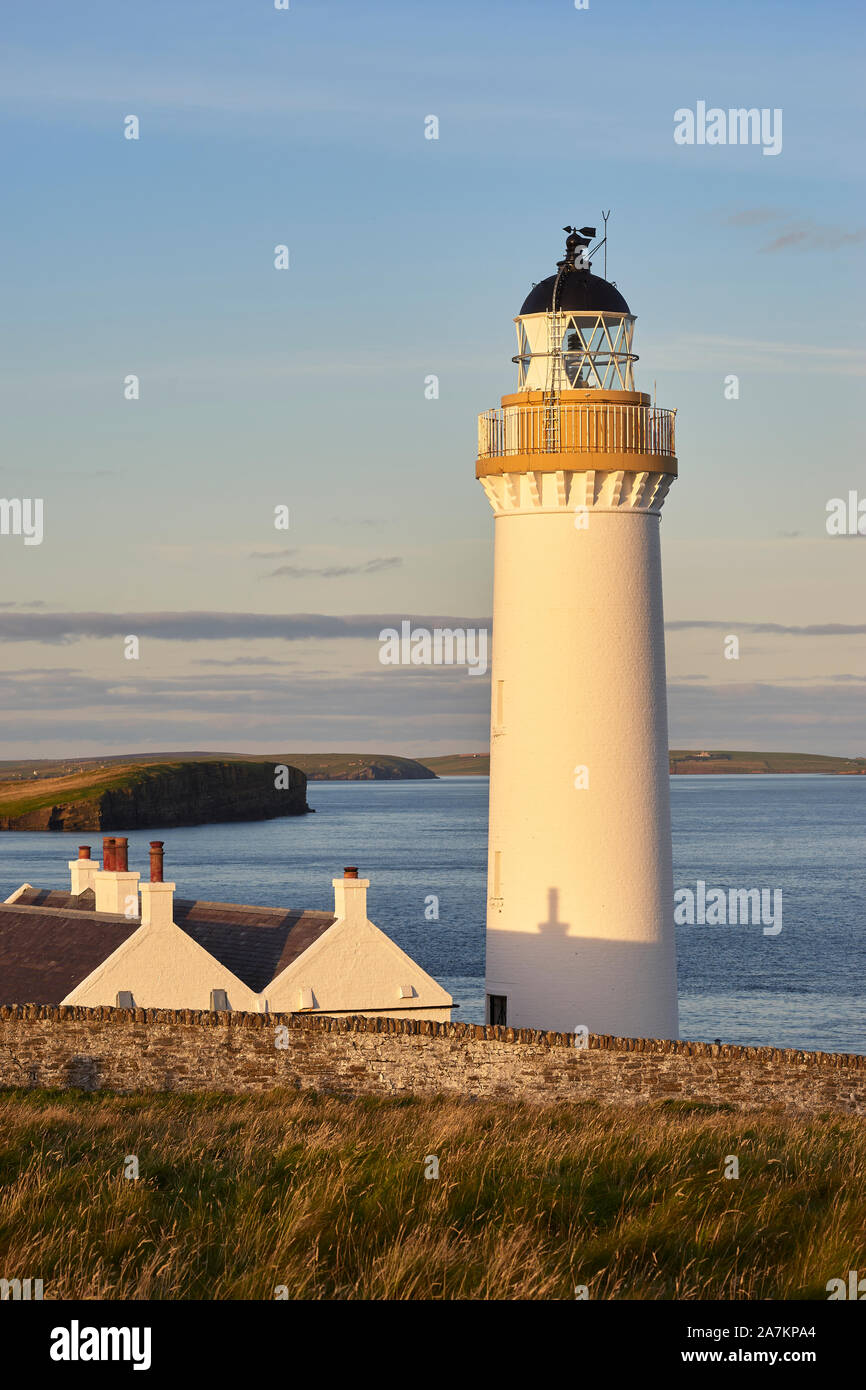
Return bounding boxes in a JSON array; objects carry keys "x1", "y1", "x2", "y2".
[{"x1": 0, "y1": 760, "x2": 310, "y2": 832}]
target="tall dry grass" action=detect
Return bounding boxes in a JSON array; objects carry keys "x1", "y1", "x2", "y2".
[{"x1": 0, "y1": 1087, "x2": 862, "y2": 1299}]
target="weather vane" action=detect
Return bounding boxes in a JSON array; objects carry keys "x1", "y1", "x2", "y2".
[{"x1": 558, "y1": 224, "x2": 597, "y2": 271}]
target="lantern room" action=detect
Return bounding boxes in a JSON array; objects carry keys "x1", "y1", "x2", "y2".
[{"x1": 512, "y1": 227, "x2": 638, "y2": 392}]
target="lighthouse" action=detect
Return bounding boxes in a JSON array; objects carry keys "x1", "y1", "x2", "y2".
[{"x1": 478, "y1": 225, "x2": 679, "y2": 1039}]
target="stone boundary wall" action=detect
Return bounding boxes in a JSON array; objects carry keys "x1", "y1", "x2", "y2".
[{"x1": 1, "y1": 1006, "x2": 864, "y2": 1115}]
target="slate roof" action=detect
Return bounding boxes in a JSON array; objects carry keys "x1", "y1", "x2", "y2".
[
  {"x1": 0, "y1": 900, "x2": 138, "y2": 1005},
  {"x1": 11, "y1": 886, "x2": 95, "y2": 911},
  {"x1": 0, "y1": 888, "x2": 336, "y2": 1003},
  {"x1": 172, "y1": 898, "x2": 335, "y2": 992}
]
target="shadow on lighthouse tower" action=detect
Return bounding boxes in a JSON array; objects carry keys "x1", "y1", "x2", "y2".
[{"x1": 478, "y1": 224, "x2": 680, "y2": 1041}]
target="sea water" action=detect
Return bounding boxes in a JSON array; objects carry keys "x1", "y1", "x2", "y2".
[{"x1": 1, "y1": 774, "x2": 863, "y2": 1054}]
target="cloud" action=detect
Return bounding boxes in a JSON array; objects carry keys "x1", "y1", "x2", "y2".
[
  {"x1": 2, "y1": 610, "x2": 864, "y2": 646},
  {"x1": 723, "y1": 208, "x2": 782, "y2": 227},
  {"x1": 761, "y1": 223, "x2": 866, "y2": 253},
  {"x1": 265, "y1": 557, "x2": 402, "y2": 579},
  {"x1": 651, "y1": 333, "x2": 866, "y2": 376},
  {"x1": 667, "y1": 681, "x2": 866, "y2": 754},
  {"x1": 722, "y1": 208, "x2": 866, "y2": 253},
  {"x1": 0, "y1": 611, "x2": 492, "y2": 644},
  {"x1": 0, "y1": 666, "x2": 491, "y2": 757},
  {"x1": 0, "y1": 670, "x2": 863, "y2": 758},
  {"x1": 667, "y1": 620, "x2": 866, "y2": 636},
  {"x1": 194, "y1": 657, "x2": 297, "y2": 669}
]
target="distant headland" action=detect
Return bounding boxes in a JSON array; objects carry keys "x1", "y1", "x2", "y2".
[
  {"x1": 668, "y1": 750, "x2": 866, "y2": 775},
  {"x1": 0, "y1": 747, "x2": 863, "y2": 832},
  {"x1": 0, "y1": 758, "x2": 310, "y2": 832},
  {"x1": 427, "y1": 750, "x2": 866, "y2": 777}
]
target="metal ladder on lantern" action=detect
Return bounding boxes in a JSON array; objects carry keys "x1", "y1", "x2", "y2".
[{"x1": 543, "y1": 307, "x2": 565, "y2": 454}]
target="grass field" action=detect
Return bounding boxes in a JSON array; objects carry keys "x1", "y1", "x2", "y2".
[
  {"x1": 0, "y1": 754, "x2": 434, "y2": 818},
  {"x1": 668, "y1": 750, "x2": 866, "y2": 775},
  {"x1": 0, "y1": 762, "x2": 193, "y2": 821},
  {"x1": 0, "y1": 753, "x2": 436, "y2": 823},
  {"x1": 0, "y1": 1087, "x2": 862, "y2": 1300},
  {"x1": 417, "y1": 753, "x2": 491, "y2": 776}
]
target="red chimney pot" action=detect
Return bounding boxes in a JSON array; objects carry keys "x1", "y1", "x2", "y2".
[
  {"x1": 149, "y1": 841, "x2": 165, "y2": 883},
  {"x1": 102, "y1": 837, "x2": 116, "y2": 872},
  {"x1": 344, "y1": 866, "x2": 359, "y2": 878},
  {"x1": 114, "y1": 837, "x2": 129, "y2": 872},
  {"x1": 78, "y1": 845, "x2": 91, "y2": 860}
]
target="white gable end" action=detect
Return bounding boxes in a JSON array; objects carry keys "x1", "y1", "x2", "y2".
[
  {"x1": 266, "y1": 914, "x2": 452, "y2": 1018},
  {"x1": 62, "y1": 918, "x2": 259, "y2": 1012}
]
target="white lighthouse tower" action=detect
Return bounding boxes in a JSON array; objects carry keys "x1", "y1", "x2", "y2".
[{"x1": 478, "y1": 225, "x2": 679, "y2": 1039}]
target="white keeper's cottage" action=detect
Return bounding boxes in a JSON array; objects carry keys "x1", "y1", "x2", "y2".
[{"x1": 0, "y1": 837, "x2": 452, "y2": 1021}]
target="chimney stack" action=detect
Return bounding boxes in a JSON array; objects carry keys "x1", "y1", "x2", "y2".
[
  {"x1": 69, "y1": 843, "x2": 99, "y2": 896},
  {"x1": 332, "y1": 865, "x2": 370, "y2": 924},
  {"x1": 94, "y1": 834, "x2": 140, "y2": 916},
  {"x1": 140, "y1": 841, "x2": 176, "y2": 929},
  {"x1": 149, "y1": 841, "x2": 165, "y2": 882}
]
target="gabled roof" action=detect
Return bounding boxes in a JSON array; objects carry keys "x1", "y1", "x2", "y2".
[
  {"x1": 172, "y1": 898, "x2": 335, "y2": 992},
  {"x1": 0, "y1": 900, "x2": 138, "y2": 1005},
  {"x1": 0, "y1": 888, "x2": 336, "y2": 1003}
]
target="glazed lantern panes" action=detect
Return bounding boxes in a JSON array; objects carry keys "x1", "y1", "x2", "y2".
[{"x1": 514, "y1": 311, "x2": 638, "y2": 391}]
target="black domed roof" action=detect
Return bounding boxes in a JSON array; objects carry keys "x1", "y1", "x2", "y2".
[{"x1": 519, "y1": 269, "x2": 630, "y2": 316}]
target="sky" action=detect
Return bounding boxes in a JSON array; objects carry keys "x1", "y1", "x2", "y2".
[{"x1": 0, "y1": 0, "x2": 863, "y2": 757}]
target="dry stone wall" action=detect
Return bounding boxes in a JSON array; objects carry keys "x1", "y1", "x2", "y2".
[{"x1": 1, "y1": 1006, "x2": 864, "y2": 1116}]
